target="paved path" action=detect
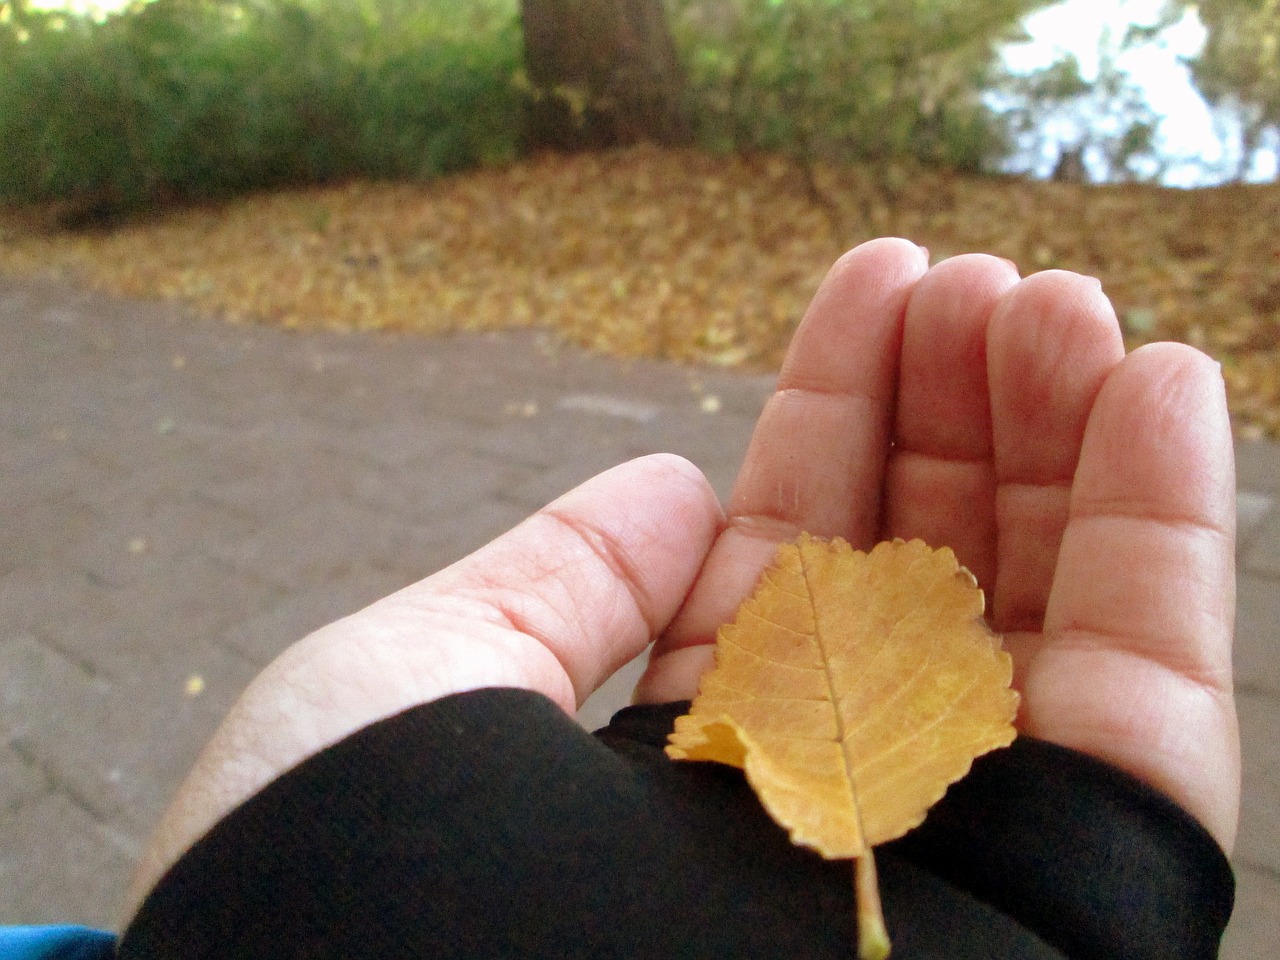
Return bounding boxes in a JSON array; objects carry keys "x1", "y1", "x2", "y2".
[{"x1": 1, "y1": 275, "x2": 1276, "y2": 956}]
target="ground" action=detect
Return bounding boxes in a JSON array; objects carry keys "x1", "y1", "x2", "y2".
[{"x1": 2, "y1": 145, "x2": 1278, "y2": 438}]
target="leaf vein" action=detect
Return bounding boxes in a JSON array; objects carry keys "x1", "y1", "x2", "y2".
[
  {"x1": 845, "y1": 671, "x2": 988, "y2": 780},
  {"x1": 740, "y1": 604, "x2": 812, "y2": 639},
  {"x1": 716, "y1": 633, "x2": 823, "y2": 671},
  {"x1": 836, "y1": 636, "x2": 936, "y2": 740}
]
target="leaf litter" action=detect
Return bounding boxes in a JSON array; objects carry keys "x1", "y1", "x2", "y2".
[{"x1": 1, "y1": 144, "x2": 1277, "y2": 439}]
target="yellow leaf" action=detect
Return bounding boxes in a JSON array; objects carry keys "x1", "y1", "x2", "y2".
[
  {"x1": 668, "y1": 534, "x2": 1017, "y2": 852},
  {"x1": 666, "y1": 536, "x2": 1018, "y2": 958}
]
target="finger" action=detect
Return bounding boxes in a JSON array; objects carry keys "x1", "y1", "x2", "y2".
[
  {"x1": 412, "y1": 453, "x2": 724, "y2": 710},
  {"x1": 883, "y1": 254, "x2": 1020, "y2": 589},
  {"x1": 1026, "y1": 344, "x2": 1238, "y2": 850},
  {"x1": 987, "y1": 271, "x2": 1125, "y2": 633},
  {"x1": 635, "y1": 238, "x2": 929, "y2": 704},
  {"x1": 740, "y1": 237, "x2": 929, "y2": 542}
]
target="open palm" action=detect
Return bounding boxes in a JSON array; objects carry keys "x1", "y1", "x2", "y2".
[
  {"x1": 128, "y1": 239, "x2": 1239, "y2": 920},
  {"x1": 637, "y1": 239, "x2": 1239, "y2": 851}
]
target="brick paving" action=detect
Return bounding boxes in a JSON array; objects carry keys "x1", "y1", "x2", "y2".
[{"x1": 1, "y1": 274, "x2": 1276, "y2": 956}]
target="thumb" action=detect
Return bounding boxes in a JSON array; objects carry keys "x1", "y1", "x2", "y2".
[{"x1": 127, "y1": 454, "x2": 722, "y2": 919}]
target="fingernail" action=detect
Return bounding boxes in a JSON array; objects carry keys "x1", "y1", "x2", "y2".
[
  {"x1": 917, "y1": 244, "x2": 930, "y2": 263},
  {"x1": 998, "y1": 256, "x2": 1019, "y2": 273}
]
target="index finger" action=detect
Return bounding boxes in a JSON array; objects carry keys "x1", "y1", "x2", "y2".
[{"x1": 636, "y1": 239, "x2": 928, "y2": 701}]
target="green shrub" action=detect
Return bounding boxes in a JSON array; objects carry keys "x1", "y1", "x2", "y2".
[
  {"x1": 0, "y1": 0, "x2": 521, "y2": 214},
  {"x1": 668, "y1": 0, "x2": 1049, "y2": 173}
]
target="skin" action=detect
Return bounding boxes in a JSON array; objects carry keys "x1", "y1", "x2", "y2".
[{"x1": 123, "y1": 239, "x2": 1240, "y2": 923}]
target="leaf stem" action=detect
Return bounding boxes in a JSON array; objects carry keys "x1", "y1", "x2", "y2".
[{"x1": 855, "y1": 849, "x2": 891, "y2": 960}]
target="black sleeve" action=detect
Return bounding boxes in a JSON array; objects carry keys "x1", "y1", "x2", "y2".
[{"x1": 118, "y1": 688, "x2": 1233, "y2": 960}]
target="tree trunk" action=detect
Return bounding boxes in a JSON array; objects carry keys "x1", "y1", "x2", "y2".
[
  {"x1": 520, "y1": 0, "x2": 691, "y2": 151},
  {"x1": 1237, "y1": 117, "x2": 1263, "y2": 182}
]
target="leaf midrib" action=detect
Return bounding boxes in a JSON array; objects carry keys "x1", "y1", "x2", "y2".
[{"x1": 799, "y1": 546, "x2": 866, "y2": 852}]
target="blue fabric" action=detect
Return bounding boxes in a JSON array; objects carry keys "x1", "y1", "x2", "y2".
[{"x1": 0, "y1": 927, "x2": 116, "y2": 960}]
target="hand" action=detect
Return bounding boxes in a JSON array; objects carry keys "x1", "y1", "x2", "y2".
[
  {"x1": 636, "y1": 240, "x2": 1239, "y2": 852},
  {"x1": 125, "y1": 239, "x2": 1239, "y2": 921}
]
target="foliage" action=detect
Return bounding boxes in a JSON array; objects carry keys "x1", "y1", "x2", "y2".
[
  {"x1": 667, "y1": 0, "x2": 1054, "y2": 172},
  {"x1": 1169, "y1": 0, "x2": 1280, "y2": 180},
  {"x1": 3, "y1": 0, "x2": 1272, "y2": 207},
  {"x1": 0, "y1": 0, "x2": 522, "y2": 214},
  {"x1": 995, "y1": 27, "x2": 1166, "y2": 183},
  {"x1": 0, "y1": 0, "x2": 1064, "y2": 212}
]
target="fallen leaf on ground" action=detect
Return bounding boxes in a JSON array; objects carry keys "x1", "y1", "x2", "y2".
[
  {"x1": 3, "y1": 145, "x2": 1275, "y2": 437},
  {"x1": 667, "y1": 535, "x2": 1019, "y2": 958}
]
